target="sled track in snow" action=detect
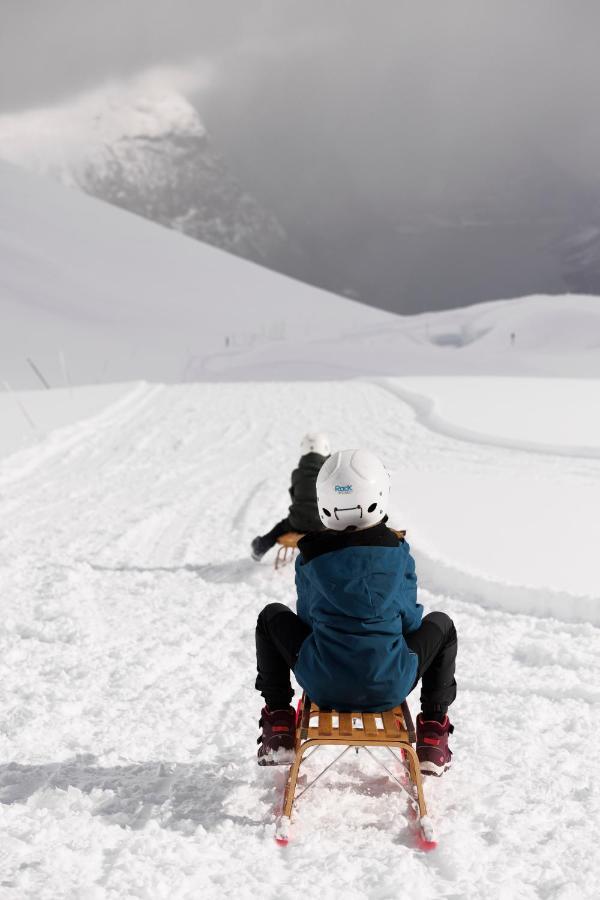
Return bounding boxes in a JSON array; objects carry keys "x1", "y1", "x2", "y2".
[{"x1": 373, "y1": 376, "x2": 600, "y2": 461}]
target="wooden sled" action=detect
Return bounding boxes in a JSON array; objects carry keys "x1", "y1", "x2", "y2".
[
  {"x1": 274, "y1": 533, "x2": 304, "y2": 570},
  {"x1": 275, "y1": 692, "x2": 436, "y2": 849},
  {"x1": 274, "y1": 528, "x2": 407, "y2": 570}
]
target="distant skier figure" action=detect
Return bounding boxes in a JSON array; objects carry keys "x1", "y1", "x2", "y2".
[
  {"x1": 510, "y1": 331, "x2": 516, "y2": 346},
  {"x1": 254, "y1": 449, "x2": 457, "y2": 775},
  {"x1": 250, "y1": 433, "x2": 331, "y2": 561}
]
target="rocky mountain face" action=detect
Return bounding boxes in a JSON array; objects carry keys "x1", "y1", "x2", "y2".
[{"x1": 0, "y1": 89, "x2": 293, "y2": 271}]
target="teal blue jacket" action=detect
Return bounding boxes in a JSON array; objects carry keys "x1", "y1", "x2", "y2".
[{"x1": 293, "y1": 529, "x2": 422, "y2": 711}]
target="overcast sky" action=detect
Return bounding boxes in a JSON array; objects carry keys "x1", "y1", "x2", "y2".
[
  {"x1": 3, "y1": 1, "x2": 600, "y2": 310},
  {"x1": 0, "y1": 0, "x2": 250, "y2": 110},
  {"x1": 4, "y1": 1, "x2": 600, "y2": 183}
]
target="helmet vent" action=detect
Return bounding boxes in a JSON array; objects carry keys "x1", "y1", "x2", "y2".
[
  {"x1": 322, "y1": 507, "x2": 332, "y2": 517},
  {"x1": 367, "y1": 502, "x2": 377, "y2": 513}
]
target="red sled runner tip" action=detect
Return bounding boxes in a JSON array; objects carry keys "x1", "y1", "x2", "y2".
[
  {"x1": 416, "y1": 816, "x2": 437, "y2": 852},
  {"x1": 274, "y1": 815, "x2": 290, "y2": 845},
  {"x1": 416, "y1": 834, "x2": 438, "y2": 852}
]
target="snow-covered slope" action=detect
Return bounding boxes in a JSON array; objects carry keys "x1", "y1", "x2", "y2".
[
  {"x1": 3, "y1": 156, "x2": 600, "y2": 390},
  {"x1": 0, "y1": 86, "x2": 290, "y2": 268},
  {"x1": 0, "y1": 383, "x2": 131, "y2": 458},
  {"x1": 0, "y1": 158, "x2": 393, "y2": 389},
  {"x1": 0, "y1": 379, "x2": 598, "y2": 896}
]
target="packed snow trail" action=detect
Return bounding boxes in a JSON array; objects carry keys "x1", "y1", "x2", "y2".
[{"x1": 0, "y1": 381, "x2": 598, "y2": 898}]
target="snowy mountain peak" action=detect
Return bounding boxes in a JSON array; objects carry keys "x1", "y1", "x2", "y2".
[
  {"x1": 0, "y1": 85, "x2": 289, "y2": 265},
  {"x1": 77, "y1": 89, "x2": 207, "y2": 151},
  {"x1": 0, "y1": 86, "x2": 206, "y2": 183}
]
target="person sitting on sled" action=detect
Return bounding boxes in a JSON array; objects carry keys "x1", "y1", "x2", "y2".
[
  {"x1": 254, "y1": 448, "x2": 457, "y2": 776},
  {"x1": 250, "y1": 432, "x2": 331, "y2": 561}
]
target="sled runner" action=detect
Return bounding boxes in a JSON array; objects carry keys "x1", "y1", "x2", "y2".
[
  {"x1": 275, "y1": 529, "x2": 407, "y2": 570},
  {"x1": 275, "y1": 692, "x2": 436, "y2": 850}
]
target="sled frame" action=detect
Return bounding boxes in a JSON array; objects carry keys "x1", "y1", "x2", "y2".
[
  {"x1": 274, "y1": 532, "x2": 304, "y2": 570},
  {"x1": 279, "y1": 693, "x2": 428, "y2": 827}
]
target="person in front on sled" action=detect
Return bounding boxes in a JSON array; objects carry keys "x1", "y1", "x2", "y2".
[
  {"x1": 254, "y1": 448, "x2": 457, "y2": 776},
  {"x1": 250, "y1": 432, "x2": 331, "y2": 561}
]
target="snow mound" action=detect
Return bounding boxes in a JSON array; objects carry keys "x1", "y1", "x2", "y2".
[{"x1": 415, "y1": 293, "x2": 600, "y2": 351}]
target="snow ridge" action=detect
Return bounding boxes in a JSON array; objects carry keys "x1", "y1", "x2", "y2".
[{"x1": 374, "y1": 377, "x2": 600, "y2": 460}]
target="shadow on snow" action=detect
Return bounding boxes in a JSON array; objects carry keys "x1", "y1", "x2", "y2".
[
  {"x1": 0, "y1": 756, "x2": 267, "y2": 831},
  {"x1": 88, "y1": 558, "x2": 257, "y2": 584}
]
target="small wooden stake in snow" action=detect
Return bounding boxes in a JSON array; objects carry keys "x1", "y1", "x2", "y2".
[
  {"x1": 2, "y1": 381, "x2": 38, "y2": 433},
  {"x1": 27, "y1": 357, "x2": 51, "y2": 389}
]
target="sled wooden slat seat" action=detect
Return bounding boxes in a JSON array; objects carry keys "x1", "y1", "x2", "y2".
[
  {"x1": 339, "y1": 712, "x2": 353, "y2": 737},
  {"x1": 274, "y1": 529, "x2": 406, "y2": 570},
  {"x1": 277, "y1": 533, "x2": 303, "y2": 548},
  {"x1": 304, "y1": 700, "x2": 416, "y2": 744},
  {"x1": 361, "y1": 712, "x2": 378, "y2": 738},
  {"x1": 382, "y1": 709, "x2": 400, "y2": 739},
  {"x1": 275, "y1": 692, "x2": 435, "y2": 847},
  {"x1": 318, "y1": 709, "x2": 333, "y2": 736}
]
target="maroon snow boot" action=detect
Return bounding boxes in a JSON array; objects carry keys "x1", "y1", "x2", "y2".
[
  {"x1": 416, "y1": 714, "x2": 454, "y2": 776},
  {"x1": 257, "y1": 706, "x2": 296, "y2": 766}
]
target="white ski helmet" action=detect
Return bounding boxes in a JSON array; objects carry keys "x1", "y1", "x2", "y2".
[
  {"x1": 316, "y1": 449, "x2": 390, "y2": 531},
  {"x1": 301, "y1": 432, "x2": 330, "y2": 457}
]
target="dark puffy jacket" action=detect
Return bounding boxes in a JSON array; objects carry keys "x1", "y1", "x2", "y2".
[
  {"x1": 287, "y1": 452, "x2": 328, "y2": 532},
  {"x1": 293, "y1": 525, "x2": 422, "y2": 712}
]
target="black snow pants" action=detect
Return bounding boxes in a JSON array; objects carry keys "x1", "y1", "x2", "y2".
[
  {"x1": 257, "y1": 518, "x2": 294, "y2": 554},
  {"x1": 255, "y1": 603, "x2": 457, "y2": 717}
]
